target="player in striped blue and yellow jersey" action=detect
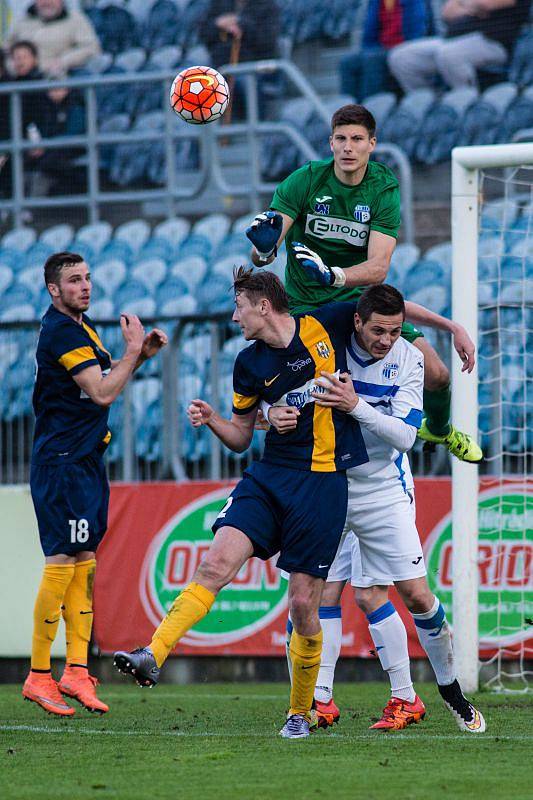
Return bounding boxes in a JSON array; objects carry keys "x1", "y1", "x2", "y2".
[
  {"x1": 23, "y1": 251, "x2": 167, "y2": 717},
  {"x1": 114, "y1": 267, "x2": 368, "y2": 738}
]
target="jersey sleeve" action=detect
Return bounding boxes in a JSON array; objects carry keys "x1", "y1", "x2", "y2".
[
  {"x1": 232, "y1": 352, "x2": 260, "y2": 416},
  {"x1": 369, "y1": 184, "x2": 401, "y2": 239},
  {"x1": 270, "y1": 164, "x2": 310, "y2": 221},
  {"x1": 390, "y1": 349, "x2": 424, "y2": 428},
  {"x1": 47, "y1": 320, "x2": 98, "y2": 376}
]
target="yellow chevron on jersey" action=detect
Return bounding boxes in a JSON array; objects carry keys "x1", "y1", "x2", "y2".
[
  {"x1": 58, "y1": 345, "x2": 97, "y2": 372},
  {"x1": 298, "y1": 315, "x2": 336, "y2": 471}
]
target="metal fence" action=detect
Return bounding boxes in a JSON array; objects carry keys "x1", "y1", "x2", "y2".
[{"x1": 0, "y1": 59, "x2": 413, "y2": 240}]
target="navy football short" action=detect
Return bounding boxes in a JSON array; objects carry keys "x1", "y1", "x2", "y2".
[
  {"x1": 30, "y1": 453, "x2": 110, "y2": 557},
  {"x1": 212, "y1": 461, "x2": 348, "y2": 579}
]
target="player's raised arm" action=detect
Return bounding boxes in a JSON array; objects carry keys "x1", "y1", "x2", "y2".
[
  {"x1": 187, "y1": 400, "x2": 257, "y2": 453},
  {"x1": 73, "y1": 314, "x2": 145, "y2": 406},
  {"x1": 247, "y1": 210, "x2": 293, "y2": 267},
  {"x1": 404, "y1": 300, "x2": 475, "y2": 373}
]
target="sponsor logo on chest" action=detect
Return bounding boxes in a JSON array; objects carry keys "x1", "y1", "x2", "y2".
[
  {"x1": 305, "y1": 214, "x2": 369, "y2": 246},
  {"x1": 314, "y1": 195, "x2": 332, "y2": 215}
]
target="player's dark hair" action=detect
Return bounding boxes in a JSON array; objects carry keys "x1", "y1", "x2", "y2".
[
  {"x1": 44, "y1": 251, "x2": 85, "y2": 287},
  {"x1": 233, "y1": 266, "x2": 289, "y2": 313},
  {"x1": 10, "y1": 40, "x2": 38, "y2": 59},
  {"x1": 331, "y1": 104, "x2": 376, "y2": 138},
  {"x1": 356, "y1": 284, "x2": 405, "y2": 324}
]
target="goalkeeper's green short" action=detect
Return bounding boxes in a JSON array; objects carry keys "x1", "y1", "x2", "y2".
[{"x1": 401, "y1": 321, "x2": 424, "y2": 343}]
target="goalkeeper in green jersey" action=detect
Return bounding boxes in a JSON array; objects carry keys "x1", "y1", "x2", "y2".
[{"x1": 246, "y1": 103, "x2": 481, "y2": 463}]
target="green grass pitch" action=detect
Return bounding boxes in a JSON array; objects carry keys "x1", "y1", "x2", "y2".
[{"x1": 1, "y1": 682, "x2": 531, "y2": 800}]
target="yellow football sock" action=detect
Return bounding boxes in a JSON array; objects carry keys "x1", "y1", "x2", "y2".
[
  {"x1": 62, "y1": 558, "x2": 96, "y2": 667},
  {"x1": 288, "y1": 629, "x2": 323, "y2": 719},
  {"x1": 150, "y1": 582, "x2": 215, "y2": 667},
  {"x1": 31, "y1": 563, "x2": 75, "y2": 671}
]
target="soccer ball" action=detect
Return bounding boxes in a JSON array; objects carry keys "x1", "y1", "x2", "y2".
[{"x1": 170, "y1": 66, "x2": 230, "y2": 125}]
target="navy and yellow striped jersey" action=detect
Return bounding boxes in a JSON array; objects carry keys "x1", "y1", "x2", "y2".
[
  {"x1": 232, "y1": 302, "x2": 369, "y2": 472},
  {"x1": 32, "y1": 305, "x2": 112, "y2": 465}
]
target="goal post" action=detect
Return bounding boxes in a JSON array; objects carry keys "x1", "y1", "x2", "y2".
[{"x1": 451, "y1": 143, "x2": 533, "y2": 694}]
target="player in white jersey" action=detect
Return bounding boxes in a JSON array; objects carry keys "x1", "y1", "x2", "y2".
[{"x1": 268, "y1": 285, "x2": 485, "y2": 734}]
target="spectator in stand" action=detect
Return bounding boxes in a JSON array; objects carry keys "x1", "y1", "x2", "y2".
[
  {"x1": 6, "y1": 0, "x2": 100, "y2": 77},
  {"x1": 388, "y1": 0, "x2": 531, "y2": 92},
  {"x1": 0, "y1": 50, "x2": 11, "y2": 198},
  {"x1": 200, "y1": 0, "x2": 280, "y2": 69},
  {"x1": 339, "y1": 0, "x2": 428, "y2": 101},
  {"x1": 9, "y1": 40, "x2": 44, "y2": 135},
  {"x1": 25, "y1": 80, "x2": 86, "y2": 195}
]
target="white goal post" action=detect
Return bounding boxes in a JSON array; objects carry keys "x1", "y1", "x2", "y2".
[{"x1": 451, "y1": 142, "x2": 533, "y2": 693}]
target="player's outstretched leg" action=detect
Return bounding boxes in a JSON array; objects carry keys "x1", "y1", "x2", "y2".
[
  {"x1": 415, "y1": 340, "x2": 482, "y2": 463},
  {"x1": 59, "y1": 558, "x2": 109, "y2": 713},
  {"x1": 362, "y1": 598, "x2": 425, "y2": 731},
  {"x1": 403, "y1": 588, "x2": 486, "y2": 733},
  {"x1": 114, "y1": 527, "x2": 251, "y2": 687},
  {"x1": 23, "y1": 563, "x2": 76, "y2": 717}
]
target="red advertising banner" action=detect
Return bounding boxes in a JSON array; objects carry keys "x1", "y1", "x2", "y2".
[{"x1": 93, "y1": 478, "x2": 532, "y2": 658}]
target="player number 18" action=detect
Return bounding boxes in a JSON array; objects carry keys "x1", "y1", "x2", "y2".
[{"x1": 69, "y1": 518, "x2": 89, "y2": 543}]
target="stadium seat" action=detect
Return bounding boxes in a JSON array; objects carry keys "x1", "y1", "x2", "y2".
[
  {"x1": 0, "y1": 248, "x2": 21, "y2": 270},
  {"x1": 159, "y1": 292, "x2": 198, "y2": 317},
  {"x1": 212, "y1": 254, "x2": 243, "y2": 283},
  {"x1": 17, "y1": 265, "x2": 43, "y2": 299},
  {"x1": 1, "y1": 227, "x2": 36, "y2": 253},
  {"x1": 424, "y1": 242, "x2": 452, "y2": 271},
  {"x1": 509, "y1": 30, "x2": 533, "y2": 86},
  {"x1": 114, "y1": 219, "x2": 151, "y2": 255},
  {"x1": 381, "y1": 90, "x2": 436, "y2": 158},
  {"x1": 92, "y1": 258, "x2": 127, "y2": 296},
  {"x1": 459, "y1": 82, "x2": 518, "y2": 146},
  {"x1": 216, "y1": 233, "x2": 249, "y2": 260},
  {"x1": 23, "y1": 242, "x2": 54, "y2": 270},
  {"x1": 196, "y1": 273, "x2": 233, "y2": 313},
  {"x1": 89, "y1": 298, "x2": 115, "y2": 320},
  {"x1": 415, "y1": 88, "x2": 478, "y2": 165},
  {"x1": 169, "y1": 255, "x2": 208, "y2": 291},
  {"x1": 500, "y1": 86, "x2": 533, "y2": 144},
  {"x1": 389, "y1": 243, "x2": 420, "y2": 290},
  {"x1": 0, "y1": 284, "x2": 36, "y2": 321},
  {"x1": 75, "y1": 222, "x2": 113, "y2": 256},
  {"x1": 193, "y1": 214, "x2": 232, "y2": 251},
  {"x1": 321, "y1": 0, "x2": 360, "y2": 41},
  {"x1": 480, "y1": 197, "x2": 520, "y2": 233},
  {"x1": 147, "y1": 45, "x2": 183, "y2": 71},
  {"x1": 0, "y1": 263, "x2": 13, "y2": 295},
  {"x1": 178, "y1": 233, "x2": 212, "y2": 260},
  {"x1": 131, "y1": 257, "x2": 167, "y2": 291},
  {"x1": 39, "y1": 224, "x2": 74, "y2": 252},
  {"x1": 231, "y1": 213, "x2": 253, "y2": 236},
  {"x1": 153, "y1": 217, "x2": 191, "y2": 250},
  {"x1": 82, "y1": 52, "x2": 114, "y2": 75},
  {"x1": 113, "y1": 47, "x2": 146, "y2": 73},
  {"x1": 361, "y1": 92, "x2": 397, "y2": 131}
]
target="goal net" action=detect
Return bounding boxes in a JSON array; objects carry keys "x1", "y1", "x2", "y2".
[{"x1": 451, "y1": 143, "x2": 533, "y2": 693}]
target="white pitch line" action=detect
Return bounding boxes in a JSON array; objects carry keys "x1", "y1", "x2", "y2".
[
  {"x1": 2, "y1": 725, "x2": 533, "y2": 742},
  {"x1": 101, "y1": 692, "x2": 286, "y2": 700}
]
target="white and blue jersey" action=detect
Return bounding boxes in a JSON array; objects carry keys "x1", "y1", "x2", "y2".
[{"x1": 345, "y1": 333, "x2": 424, "y2": 498}]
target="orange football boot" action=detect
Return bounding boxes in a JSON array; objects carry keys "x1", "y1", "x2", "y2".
[
  {"x1": 370, "y1": 695, "x2": 426, "y2": 731},
  {"x1": 59, "y1": 666, "x2": 109, "y2": 714},
  {"x1": 314, "y1": 697, "x2": 340, "y2": 728},
  {"x1": 22, "y1": 672, "x2": 75, "y2": 716}
]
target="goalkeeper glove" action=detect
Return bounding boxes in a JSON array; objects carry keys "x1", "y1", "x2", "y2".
[
  {"x1": 246, "y1": 210, "x2": 282, "y2": 262},
  {"x1": 292, "y1": 242, "x2": 346, "y2": 287}
]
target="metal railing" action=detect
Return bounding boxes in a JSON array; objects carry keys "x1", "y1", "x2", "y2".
[{"x1": 0, "y1": 59, "x2": 413, "y2": 239}]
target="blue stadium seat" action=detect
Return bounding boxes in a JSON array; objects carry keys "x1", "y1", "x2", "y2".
[
  {"x1": 216, "y1": 233, "x2": 249, "y2": 260},
  {"x1": 147, "y1": 45, "x2": 183, "y2": 71},
  {"x1": 175, "y1": 0, "x2": 210, "y2": 48},
  {"x1": 416, "y1": 88, "x2": 478, "y2": 164},
  {"x1": 131, "y1": 257, "x2": 167, "y2": 292},
  {"x1": 169, "y1": 255, "x2": 208, "y2": 291},
  {"x1": 361, "y1": 92, "x2": 397, "y2": 132},
  {"x1": 17, "y1": 264, "x2": 43, "y2": 299},
  {"x1": 89, "y1": 298, "x2": 115, "y2": 320},
  {"x1": 0, "y1": 248, "x2": 22, "y2": 270},
  {"x1": 231, "y1": 213, "x2": 253, "y2": 236},
  {"x1": 114, "y1": 47, "x2": 146, "y2": 73},
  {"x1": 115, "y1": 219, "x2": 151, "y2": 255},
  {"x1": 321, "y1": 0, "x2": 360, "y2": 41},
  {"x1": 193, "y1": 214, "x2": 232, "y2": 252},
  {"x1": 480, "y1": 197, "x2": 520, "y2": 234},
  {"x1": 1, "y1": 227, "x2": 36, "y2": 253},
  {"x1": 178, "y1": 233, "x2": 212, "y2": 260},
  {"x1": 92, "y1": 258, "x2": 127, "y2": 297},
  {"x1": 403, "y1": 259, "x2": 447, "y2": 310},
  {"x1": 99, "y1": 113, "x2": 132, "y2": 170},
  {"x1": 424, "y1": 242, "x2": 452, "y2": 271},
  {"x1": 212, "y1": 254, "x2": 243, "y2": 284},
  {"x1": 509, "y1": 30, "x2": 533, "y2": 86},
  {"x1": 0, "y1": 263, "x2": 13, "y2": 295},
  {"x1": 23, "y1": 242, "x2": 54, "y2": 270},
  {"x1": 459, "y1": 82, "x2": 518, "y2": 146},
  {"x1": 196, "y1": 273, "x2": 233, "y2": 313},
  {"x1": 500, "y1": 86, "x2": 533, "y2": 143},
  {"x1": 388, "y1": 243, "x2": 420, "y2": 291},
  {"x1": 115, "y1": 278, "x2": 151, "y2": 310},
  {"x1": 159, "y1": 291, "x2": 198, "y2": 317},
  {"x1": 39, "y1": 224, "x2": 74, "y2": 252},
  {"x1": 381, "y1": 90, "x2": 436, "y2": 158},
  {"x1": 0, "y1": 284, "x2": 36, "y2": 321},
  {"x1": 153, "y1": 217, "x2": 191, "y2": 250},
  {"x1": 135, "y1": 239, "x2": 171, "y2": 263},
  {"x1": 75, "y1": 222, "x2": 113, "y2": 256}
]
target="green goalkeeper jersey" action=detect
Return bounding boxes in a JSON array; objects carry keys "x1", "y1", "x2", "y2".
[{"x1": 271, "y1": 158, "x2": 401, "y2": 313}]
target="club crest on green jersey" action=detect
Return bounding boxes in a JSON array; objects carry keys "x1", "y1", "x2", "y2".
[{"x1": 354, "y1": 204, "x2": 371, "y2": 223}]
